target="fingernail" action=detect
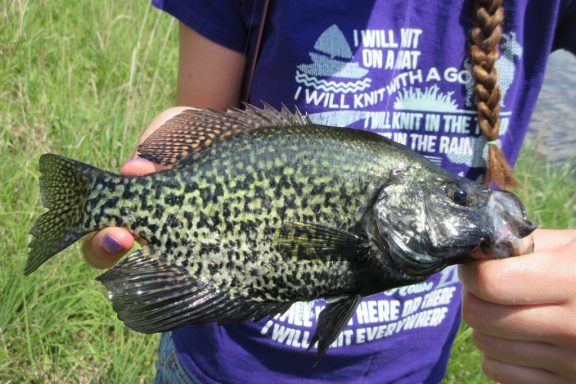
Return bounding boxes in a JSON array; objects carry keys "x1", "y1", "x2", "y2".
[
  {"x1": 130, "y1": 157, "x2": 150, "y2": 163},
  {"x1": 103, "y1": 235, "x2": 124, "y2": 254}
]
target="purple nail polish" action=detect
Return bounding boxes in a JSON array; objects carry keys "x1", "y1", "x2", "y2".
[{"x1": 103, "y1": 235, "x2": 123, "y2": 254}]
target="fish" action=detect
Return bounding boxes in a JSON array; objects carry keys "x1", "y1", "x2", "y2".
[{"x1": 25, "y1": 104, "x2": 536, "y2": 364}]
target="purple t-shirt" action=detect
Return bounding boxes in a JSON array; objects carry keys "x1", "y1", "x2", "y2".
[{"x1": 152, "y1": 1, "x2": 575, "y2": 383}]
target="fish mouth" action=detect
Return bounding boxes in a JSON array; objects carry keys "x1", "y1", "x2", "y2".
[{"x1": 479, "y1": 191, "x2": 537, "y2": 258}]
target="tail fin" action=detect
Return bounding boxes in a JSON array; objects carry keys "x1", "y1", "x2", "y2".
[{"x1": 25, "y1": 154, "x2": 100, "y2": 274}]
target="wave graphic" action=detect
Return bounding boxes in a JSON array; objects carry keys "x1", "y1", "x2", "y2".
[
  {"x1": 295, "y1": 71, "x2": 372, "y2": 93},
  {"x1": 423, "y1": 155, "x2": 443, "y2": 166}
]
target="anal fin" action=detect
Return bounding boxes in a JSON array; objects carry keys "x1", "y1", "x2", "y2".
[
  {"x1": 96, "y1": 246, "x2": 290, "y2": 333},
  {"x1": 308, "y1": 295, "x2": 362, "y2": 366}
]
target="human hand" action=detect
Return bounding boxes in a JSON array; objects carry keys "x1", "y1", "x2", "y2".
[
  {"x1": 459, "y1": 228, "x2": 576, "y2": 383},
  {"x1": 82, "y1": 107, "x2": 189, "y2": 268}
]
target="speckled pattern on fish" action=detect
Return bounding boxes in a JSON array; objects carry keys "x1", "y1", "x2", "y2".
[{"x1": 26, "y1": 104, "x2": 536, "y2": 364}]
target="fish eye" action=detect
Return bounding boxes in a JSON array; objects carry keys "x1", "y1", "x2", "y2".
[{"x1": 448, "y1": 186, "x2": 470, "y2": 206}]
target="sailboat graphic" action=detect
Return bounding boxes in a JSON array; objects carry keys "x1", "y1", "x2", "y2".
[{"x1": 296, "y1": 25, "x2": 371, "y2": 93}]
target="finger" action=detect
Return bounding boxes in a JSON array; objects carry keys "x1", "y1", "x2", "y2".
[
  {"x1": 481, "y1": 355, "x2": 561, "y2": 384},
  {"x1": 120, "y1": 157, "x2": 169, "y2": 176},
  {"x1": 532, "y1": 229, "x2": 576, "y2": 253},
  {"x1": 462, "y1": 290, "x2": 576, "y2": 345},
  {"x1": 458, "y1": 252, "x2": 576, "y2": 305},
  {"x1": 82, "y1": 228, "x2": 134, "y2": 269},
  {"x1": 472, "y1": 331, "x2": 576, "y2": 379}
]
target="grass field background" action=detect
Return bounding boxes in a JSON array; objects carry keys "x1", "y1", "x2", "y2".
[{"x1": 1, "y1": 1, "x2": 574, "y2": 383}]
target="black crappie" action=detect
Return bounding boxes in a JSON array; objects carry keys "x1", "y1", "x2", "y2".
[{"x1": 26, "y1": 104, "x2": 536, "y2": 363}]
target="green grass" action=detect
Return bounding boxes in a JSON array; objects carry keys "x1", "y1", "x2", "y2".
[
  {"x1": 1, "y1": 1, "x2": 176, "y2": 382},
  {"x1": 1, "y1": 1, "x2": 574, "y2": 383}
]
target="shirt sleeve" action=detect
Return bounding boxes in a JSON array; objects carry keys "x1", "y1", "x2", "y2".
[
  {"x1": 151, "y1": 0, "x2": 253, "y2": 53},
  {"x1": 553, "y1": 0, "x2": 576, "y2": 54}
]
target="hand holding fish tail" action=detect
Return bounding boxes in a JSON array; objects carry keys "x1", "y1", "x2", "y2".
[
  {"x1": 460, "y1": 229, "x2": 576, "y2": 384},
  {"x1": 82, "y1": 108, "x2": 185, "y2": 269}
]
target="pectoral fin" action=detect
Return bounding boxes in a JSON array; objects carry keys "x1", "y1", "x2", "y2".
[{"x1": 275, "y1": 222, "x2": 366, "y2": 261}]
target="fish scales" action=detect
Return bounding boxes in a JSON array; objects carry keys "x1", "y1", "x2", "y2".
[
  {"x1": 83, "y1": 124, "x2": 415, "y2": 301},
  {"x1": 26, "y1": 104, "x2": 536, "y2": 364}
]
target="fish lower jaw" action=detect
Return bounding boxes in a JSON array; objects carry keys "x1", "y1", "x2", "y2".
[
  {"x1": 470, "y1": 235, "x2": 534, "y2": 260},
  {"x1": 478, "y1": 233, "x2": 535, "y2": 259},
  {"x1": 468, "y1": 246, "x2": 490, "y2": 260}
]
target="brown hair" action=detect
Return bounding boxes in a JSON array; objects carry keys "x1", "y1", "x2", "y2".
[{"x1": 470, "y1": 0, "x2": 518, "y2": 188}]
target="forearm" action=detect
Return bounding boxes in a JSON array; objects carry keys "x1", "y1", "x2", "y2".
[{"x1": 176, "y1": 23, "x2": 246, "y2": 109}]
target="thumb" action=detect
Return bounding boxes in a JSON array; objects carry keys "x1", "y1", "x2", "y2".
[
  {"x1": 120, "y1": 156, "x2": 168, "y2": 176},
  {"x1": 82, "y1": 227, "x2": 134, "y2": 269},
  {"x1": 81, "y1": 157, "x2": 160, "y2": 269},
  {"x1": 81, "y1": 157, "x2": 162, "y2": 269}
]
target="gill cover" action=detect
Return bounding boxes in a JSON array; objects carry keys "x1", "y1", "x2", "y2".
[{"x1": 367, "y1": 169, "x2": 500, "y2": 275}]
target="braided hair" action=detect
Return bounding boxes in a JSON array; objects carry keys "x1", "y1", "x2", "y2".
[{"x1": 470, "y1": 0, "x2": 518, "y2": 188}]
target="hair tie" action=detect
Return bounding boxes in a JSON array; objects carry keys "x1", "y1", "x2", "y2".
[{"x1": 486, "y1": 140, "x2": 499, "y2": 146}]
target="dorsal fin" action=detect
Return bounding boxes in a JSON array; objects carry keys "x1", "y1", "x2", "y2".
[{"x1": 138, "y1": 103, "x2": 310, "y2": 167}]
